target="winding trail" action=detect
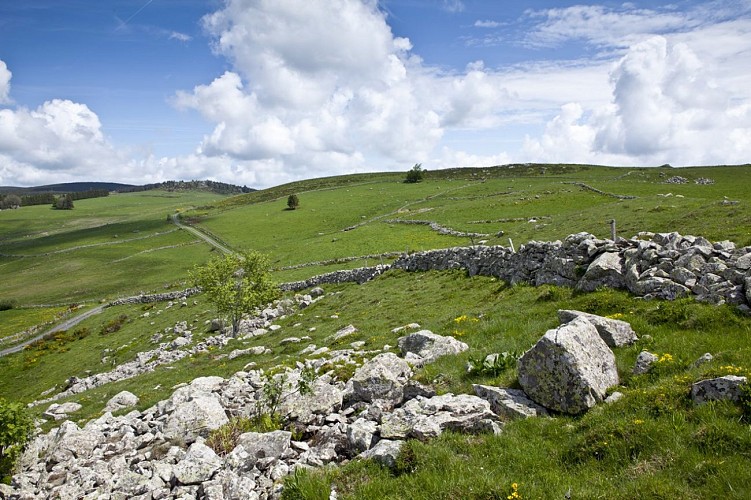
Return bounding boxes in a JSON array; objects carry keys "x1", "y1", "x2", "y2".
[
  {"x1": 170, "y1": 213, "x2": 234, "y2": 254},
  {"x1": 0, "y1": 305, "x2": 106, "y2": 357}
]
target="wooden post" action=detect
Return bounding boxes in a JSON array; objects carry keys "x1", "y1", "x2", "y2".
[
  {"x1": 610, "y1": 219, "x2": 616, "y2": 241},
  {"x1": 508, "y1": 238, "x2": 515, "y2": 253}
]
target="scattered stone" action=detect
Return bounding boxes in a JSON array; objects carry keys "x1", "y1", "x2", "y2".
[
  {"x1": 358, "y1": 439, "x2": 403, "y2": 468},
  {"x1": 350, "y1": 353, "x2": 412, "y2": 405},
  {"x1": 691, "y1": 376, "x2": 748, "y2": 404},
  {"x1": 104, "y1": 391, "x2": 139, "y2": 413},
  {"x1": 605, "y1": 391, "x2": 624, "y2": 404},
  {"x1": 43, "y1": 402, "x2": 82, "y2": 421},
  {"x1": 333, "y1": 324, "x2": 358, "y2": 341},
  {"x1": 398, "y1": 330, "x2": 469, "y2": 365},
  {"x1": 691, "y1": 352, "x2": 714, "y2": 368},
  {"x1": 633, "y1": 351, "x2": 658, "y2": 375},
  {"x1": 163, "y1": 396, "x2": 229, "y2": 444},
  {"x1": 174, "y1": 442, "x2": 221, "y2": 485},
  {"x1": 380, "y1": 393, "x2": 499, "y2": 441}
]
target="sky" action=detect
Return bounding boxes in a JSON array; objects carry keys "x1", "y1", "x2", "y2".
[{"x1": 0, "y1": 0, "x2": 750, "y2": 189}]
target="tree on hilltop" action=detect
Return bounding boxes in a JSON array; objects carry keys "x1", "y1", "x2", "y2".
[
  {"x1": 405, "y1": 163, "x2": 424, "y2": 183},
  {"x1": 190, "y1": 251, "x2": 279, "y2": 336}
]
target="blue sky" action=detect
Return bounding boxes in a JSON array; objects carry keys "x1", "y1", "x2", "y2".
[{"x1": 1, "y1": 0, "x2": 750, "y2": 188}]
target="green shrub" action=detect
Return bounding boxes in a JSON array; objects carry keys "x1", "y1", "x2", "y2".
[
  {"x1": 0, "y1": 398, "x2": 34, "y2": 484},
  {"x1": 466, "y1": 351, "x2": 520, "y2": 377},
  {"x1": 0, "y1": 299, "x2": 16, "y2": 312},
  {"x1": 206, "y1": 416, "x2": 255, "y2": 456},
  {"x1": 404, "y1": 163, "x2": 424, "y2": 183},
  {"x1": 100, "y1": 314, "x2": 128, "y2": 335}
]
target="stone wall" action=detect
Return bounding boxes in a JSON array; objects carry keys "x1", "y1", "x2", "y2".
[
  {"x1": 284, "y1": 232, "x2": 751, "y2": 310},
  {"x1": 108, "y1": 287, "x2": 202, "y2": 307}
]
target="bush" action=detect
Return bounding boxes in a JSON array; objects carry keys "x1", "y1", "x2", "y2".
[
  {"x1": 0, "y1": 398, "x2": 34, "y2": 484},
  {"x1": 0, "y1": 299, "x2": 16, "y2": 311},
  {"x1": 405, "y1": 163, "x2": 424, "y2": 183},
  {"x1": 100, "y1": 314, "x2": 128, "y2": 335},
  {"x1": 287, "y1": 194, "x2": 300, "y2": 210}
]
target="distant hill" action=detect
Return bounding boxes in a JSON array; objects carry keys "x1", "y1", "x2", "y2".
[
  {"x1": 0, "y1": 180, "x2": 254, "y2": 196},
  {"x1": 0, "y1": 182, "x2": 135, "y2": 194}
]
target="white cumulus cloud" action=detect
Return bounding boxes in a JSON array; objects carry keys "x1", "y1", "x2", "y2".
[
  {"x1": 523, "y1": 36, "x2": 751, "y2": 166},
  {"x1": 0, "y1": 61, "x2": 11, "y2": 104}
]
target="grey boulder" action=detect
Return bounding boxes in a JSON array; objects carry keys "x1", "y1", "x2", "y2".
[
  {"x1": 557, "y1": 310, "x2": 637, "y2": 347},
  {"x1": 517, "y1": 316, "x2": 619, "y2": 415},
  {"x1": 398, "y1": 330, "x2": 469, "y2": 365}
]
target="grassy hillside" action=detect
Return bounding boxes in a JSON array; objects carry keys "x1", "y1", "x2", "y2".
[
  {"x1": 188, "y1": 164, "x2": 751, "y2": 282},
  {"x1": 1, "y1": 164, "x2": 750, "y2": 496},
  {"x1": 0, "y1": 190, "x2": 226, "y2": 306}
]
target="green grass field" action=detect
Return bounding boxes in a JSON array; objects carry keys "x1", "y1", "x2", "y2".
[
  {"x1": 1, "y1": 164, "x2": 751, "y2": 496},
  {"x1": 0, "y1": 190, "x2": 226, "y2": 306}
]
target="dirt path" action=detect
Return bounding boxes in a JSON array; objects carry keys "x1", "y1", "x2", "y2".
[
  {"x1": 0, "y1": 305, "x2": 106, "y2": 357},
  {"x1": 171, "y1": 214, "x2": 234, "y2": 254}
]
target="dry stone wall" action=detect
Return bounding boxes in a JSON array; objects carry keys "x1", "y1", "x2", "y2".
[{"x1": 283, "y1": 232, "x2": 751, "y2": 310}]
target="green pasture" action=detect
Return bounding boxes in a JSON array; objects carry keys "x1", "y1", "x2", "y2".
[
  {"x1": 191, "y1": 165, "x2": 751, "y2": 278},
  {"x1": 0, "y1": 190, "x2": 226, "y2": 306}
]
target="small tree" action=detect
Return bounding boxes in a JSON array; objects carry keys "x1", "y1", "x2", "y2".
[
  {"x1": 191, "y1": 251, "x2": 279, "y2": 335},
  {"x1": 0, "y1": 194, "x2": 21, "y2": 209},
  {"x1": 287, "y1": 194, "x2": 300, "y2": 210},
  {"x1": 53, "y1": 194, "x2": 74, "y2": 210},
  {"x1": 405, "y1": 163, "x2": 424, "y2": 183},
  {"x1": 0, "y1": 397, "x2": 34, "y2": 483}
]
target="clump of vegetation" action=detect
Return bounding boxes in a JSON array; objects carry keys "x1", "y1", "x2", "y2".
[
  {"x1": 0, "y1": 299, "x2": 16, "y2": 312},
  {"x1": 191, "y1": 250, "x2": 279, "y2": 335},
  {"x1": 100, "y1": 315, "x2": 128, "y2": 335},
  {"x1": 287, "y1": 194, "x2": 300, "y2": 210},
  {"x1": 404, "y1": 163, "x2": 424, "y2": 183},
  {"x1": 466, "y1": 351, "x2": 520, "y2": 377},
  {"x1": 0, "y1": 397, "x2": 34, "y2": 484},
  {"x1": 206, "y1": 416, "x2": 256, "y2": 456},
  {"x1": 51, "y1": 194, "x2": 74, "y2": 210}
]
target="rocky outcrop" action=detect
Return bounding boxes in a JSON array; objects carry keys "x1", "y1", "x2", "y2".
[{"x1": 517, "y1": 316, "x2": 619, "y2": 415}]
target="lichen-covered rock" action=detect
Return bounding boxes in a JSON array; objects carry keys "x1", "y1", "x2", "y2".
[
  {"x1": 350, "y1": 353, "x2": 412, "y2": 405},
  {"x1": 163, "y1": 395, "x2": 229, "y2": 444},
  {"x1": 517, "y1": 316, "x2": 619, "y2": 415},
  {"x1": 280, "y1": 378, "x2": 343, "y2": 424},
  {"x1": 380, "y1": 393, "x2": 499, "y2": 441},
  {"x1": 234, "y1": 430, "x2": 291, "y2": 467},
  {"x1": 173, "y1": 442, "x2": 222, "y2": 485},
  {"x1": 104, "y1": 391, "x2": 139, "y2": 413},
  {"x1": 346, "y1": 417, "x2": 379, "y2": 454},
  {"x1": 473, "y1": 385, "x2": 549, "y2": 419},
  {"x1": 633, "y1": 351, "x2": 658, "y2": 375},
  {"x1": 557, "y1": 310, "x2": 637, "y2": 347},
  {"x1": 358, "y1": 439, "x2": 403, "y2": 468},
  {"x1": 397, "y1": 330, "x2": 469, "y2": 365},
  {"x1": 691, "y1": 376, "x2": 748, "y2": 404}
]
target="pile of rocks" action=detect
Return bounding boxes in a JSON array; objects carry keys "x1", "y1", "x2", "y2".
[{"x1": 5, "y1": 331, "x2": 496, "y2": 499}]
